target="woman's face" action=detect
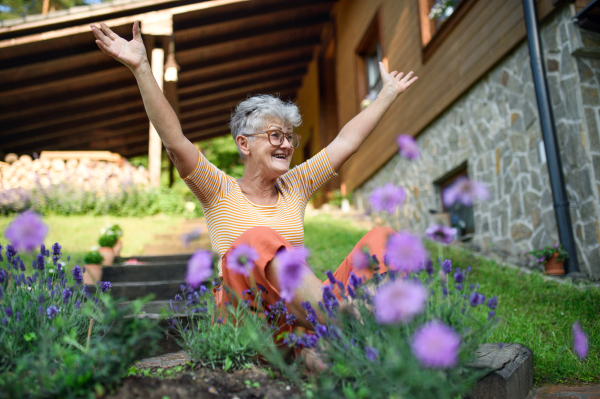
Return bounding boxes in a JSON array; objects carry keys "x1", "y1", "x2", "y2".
[{"x1": 245, "y1": 120, "x2": 294, "y2": 179}]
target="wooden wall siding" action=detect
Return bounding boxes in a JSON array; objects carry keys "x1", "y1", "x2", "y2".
[
  {"x1": 335, "y1": 0, "x2": 558, "y2": 191},
  {"x1": 292, "y1": 57, "x2": 321, "y2": 168}
]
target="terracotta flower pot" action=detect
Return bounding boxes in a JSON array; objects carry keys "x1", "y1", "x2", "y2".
[
  {"x1": 113, "y1": 239, "x2": 123, "y2": 258},
  {"x1": 98, "y1": 246, "x2": 115, "y2": 266},
  {"x1": 544, "y1": 252, "x2": 565, "y2": 275},
  {"x1": 83, "y1": 264, "x2": 102, "y2": 285}
]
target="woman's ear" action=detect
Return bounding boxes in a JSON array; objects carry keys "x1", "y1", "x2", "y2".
[{"x1": 236, "y1": 135, "x2": 251, "y2": 157}]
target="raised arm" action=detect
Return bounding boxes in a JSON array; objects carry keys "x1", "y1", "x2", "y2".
[
  {"x1": 325, "y1": 63, "x2": 418, "y2": 172},
  {"x1": 91, "y1": 22, "x2": 198, "y2": 177}
]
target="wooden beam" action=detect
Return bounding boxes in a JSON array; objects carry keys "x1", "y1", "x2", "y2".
[
  {"x1": 179, "y1": 99, "x2": 241, "y2": 123},
  {"x1": 179, "y1": 76, "x2": 302, "y2": 111},
  {"x1": 180, "y1": 67, "x2": 307, "y2": 101},
  {"x1": 0, "y1": 66, "x2": 133, "y2": 107},
  {"x1": 178, "y1": 45, "x2": 314, "y2": 86}
]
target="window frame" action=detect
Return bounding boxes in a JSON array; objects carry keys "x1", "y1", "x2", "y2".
[
  {"x1": 355, "y1": 9, "x2": 386, "y2": 113},
  {"x1": 435, "y1": 163, "x2": 475, "y2": 239},
  {"x1": 418, "y1": 0, "x2": 478, "y2": 62}
]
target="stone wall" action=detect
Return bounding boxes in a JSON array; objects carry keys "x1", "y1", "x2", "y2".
[{"x1": 354, "y1": 4, "x2": 600, "y2": 278}]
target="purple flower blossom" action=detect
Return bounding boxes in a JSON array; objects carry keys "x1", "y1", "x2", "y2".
[
  {"x1": 365, "y1": 346, "x2": 379, "y2": 361},
  {"x1": 186, "y1": 250, "x2": 214, "y2": 289},
  {"x1": 374, "y1": 280, "x2": 428, "y2": 324},
  {"x1": 352, "y1": 250, "x2": 370, "y2": 271},
  {"x1": 0, "y1": 269, "x2": 7, "y2": 283},
  {"x1": 469, "y1": 292, "x2": 486, "y2": 307},
  {"x1": 74, "y1": 300, "x2": 81, "y2": 309},
  {"x1": 385, "y1": 231, "x2": 428, "y2": 273},
  {"x1": 5, "y1": 307, "x2": 13, "y2": 318},
  {"x1": 302, "y1": 301, "x2": 318, "y2": 325},
  {"x1": 425, "y1": 224, "x2": 457, "y2": 244},
  {"x1": 72, "y1": 265, "x2": 83, "y2": 284},
  {"x1": 275, "y1": 247, "x2": 309, "y2": 302},
  {"x1": 411, "y1": 321, "x2": 461, "y2": 368},
  {"x1": 52, "y1": 243, "x2": 61, "y2": 257},
  {"x1": 396, "y1": 134, "x2": 420, "y2": 160},
  {"x1": 369, "y1": 183, "x2": 406, "y2": 214},
  {"x1": 487, "y1": 296, "x2": 498, "y2": 310},
  {"x1": 98, "y1": 281, "x2": 111, "y2": 293},
  {"x1": 1, "y1": 318, "x2": 5, "y2": 325},
  {"x1": 488, "y1": 311, "x2": 496, "y2": 320},
  {"x1": 46, "y1": 305, "x2": 59, "y2": 320},
  {"x1": 573, "y1": 322, "x2": 589, "y2": 359},
  {"x1": 453, "y1": 268, "x2": 464, "y2": 283},
  {"x1": 442, "y1": 259, "x2": 453, "y2": 273},
  {"x1": 316, "y1": 324, "x2": 328, "y2": 338},
  {"x1": 442, "y1": 177, "x2": 490, "y2": 207},
  {"x1": 5, "y1": 211, "x2": 48, "y2": 252},
  {"x1": 226, "y1": 244, "x2": 259, "y2": 276},
  {"x1": 62, "y1": 288, "x2": 72, "y2": 304},
  {"x1": 424, "y1": 259, "x2": 434, "y2": 276},
  {"x1": 348, "y1": 271, "x2": 362, "y2": 289}
]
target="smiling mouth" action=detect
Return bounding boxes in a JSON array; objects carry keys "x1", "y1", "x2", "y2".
[{"x1": 272, "y1": 154, "x2": 287, "y2": 160}]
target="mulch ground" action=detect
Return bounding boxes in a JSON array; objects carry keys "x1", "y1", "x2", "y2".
[{"x1": 106, "y1": 351, "x2": 303, "y2": 399}]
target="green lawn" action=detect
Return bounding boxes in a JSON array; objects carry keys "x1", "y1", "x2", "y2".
[
  {"x1": 0, "y1": 214, "x2": 181, "y2": 266},
  {"x1": 1, "y1": 212, "x2": 597, "y2": 384},
  {"x1": 304, "y1": 214, "x2": 599, "y2": 385}
]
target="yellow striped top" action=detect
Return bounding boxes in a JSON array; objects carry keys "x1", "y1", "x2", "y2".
[{"x1": 184, "y1": 148, "x2": 337, "y2": 275}]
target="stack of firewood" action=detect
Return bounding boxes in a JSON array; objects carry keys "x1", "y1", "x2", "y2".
[{"x1": 0, "y1": 151, "x2": 150, "y2": 193}]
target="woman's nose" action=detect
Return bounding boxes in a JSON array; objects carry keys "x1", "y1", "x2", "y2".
[{"x1": 280, "y1": 136, "x2": 293, "y2": 149}]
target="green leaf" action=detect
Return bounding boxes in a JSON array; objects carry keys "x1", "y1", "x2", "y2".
[
  {"x1": 224, "y1": 356, "x2": 233, "y2": 372},
  {"x1": 23, "y1": 332, "x2": 37, "y2": 342}
]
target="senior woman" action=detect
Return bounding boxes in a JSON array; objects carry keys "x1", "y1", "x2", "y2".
[{"x1": 92, "y1": 22, "x2": 417, "y2": 369}]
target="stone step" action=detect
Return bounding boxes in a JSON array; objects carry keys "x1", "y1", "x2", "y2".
[
  {"x1": 142, "y1": 244, "x2": 209, "y2": 255},
  {"x1": 102, "y1": 262, "x2": 188, "y2": 283},
  {"x1": 109, "y1": 280, "x2": 184, "y2": 301},
  {"x1": 116, "y1": 254, "x2": 193, "y2": 263}
]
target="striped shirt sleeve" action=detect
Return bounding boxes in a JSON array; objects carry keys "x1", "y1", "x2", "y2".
[
  {"x1": 183, "y1": 148, "x2": 226, "y2": 208},
  {"x1": 280, "y1": 148, "x2": 338, "y2": 202}
]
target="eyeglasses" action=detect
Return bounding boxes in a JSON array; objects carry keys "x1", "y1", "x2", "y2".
[{"x1": 243, "y1": 130, "x2": 302, "y2": 149}]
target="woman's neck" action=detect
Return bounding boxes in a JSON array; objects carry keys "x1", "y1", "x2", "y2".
[{"x1": 237, "y1": 173, "x2": 278, "y2": 205}]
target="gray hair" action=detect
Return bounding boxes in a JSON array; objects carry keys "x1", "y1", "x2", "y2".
[{"x1": 229, "y1": 94, "x2": 302, "y2": 159}]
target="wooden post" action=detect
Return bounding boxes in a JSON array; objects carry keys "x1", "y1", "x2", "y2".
[{"x1": 149, "y1": 45, "x2": 165, "y2": 188}]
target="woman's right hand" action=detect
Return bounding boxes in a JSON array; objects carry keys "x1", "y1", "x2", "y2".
[{"x1": 91, "y1": 22, "x2": 148, "y2": 71}]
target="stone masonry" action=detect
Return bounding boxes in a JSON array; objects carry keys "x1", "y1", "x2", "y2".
[{"x1": 354, "y1": 4, "x2": 600, "y2": 278}]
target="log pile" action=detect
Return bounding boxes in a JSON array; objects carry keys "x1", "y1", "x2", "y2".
[{"x1": 0, "y1": 151, "x2": 150, "y2": 193}]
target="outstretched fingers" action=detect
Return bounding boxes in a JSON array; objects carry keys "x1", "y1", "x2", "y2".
[
  {"x1": 99, "y1": 22, "x2": 117, "y2": 40},
  {"x1": 132, "y1": 21, "x2": 142, "y2": 41},
  {"x1": 400, "y1": 71, "x2": 414, "y2": 83}
]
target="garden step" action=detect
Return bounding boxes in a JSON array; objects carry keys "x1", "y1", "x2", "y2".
[
  {"x1": 109, "y1": 280, "x2": 185, "y2": 300},
  {"x1": 102, "y1": 262, "x2": 187, "y2": 283},
  {"x1": 117, "y1": 254, "x2": 192, "y2": 263},
  {"x1": 142, "y1": 243, "x2": 209, "y2": 255}
]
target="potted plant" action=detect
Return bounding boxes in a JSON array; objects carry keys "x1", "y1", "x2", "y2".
[
  {"x1": 103, "y1": 224, "x2": 124, "y2": 257},
  {"x1": 528, "y1": 244, "x2": 568, "y2": 275},
  {"x1": 98, "y1": 232, "x2": 118, "y2": 266},
  {"x1": 83, "y1": 250, "x2": 104, "y2": 285}
]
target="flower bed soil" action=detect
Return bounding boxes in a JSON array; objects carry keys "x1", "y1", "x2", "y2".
[{"x1": 106, "y1": 365, "x2": 303, "y2": 399}]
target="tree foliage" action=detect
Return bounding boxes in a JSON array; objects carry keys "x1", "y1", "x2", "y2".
[{"x1": 0, "y1": 0, "x2": 104, "y2": 20}]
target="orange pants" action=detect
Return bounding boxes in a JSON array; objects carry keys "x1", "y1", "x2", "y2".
[{"x1": 213, "y1": 226, "x2": 394, "y2": 331}]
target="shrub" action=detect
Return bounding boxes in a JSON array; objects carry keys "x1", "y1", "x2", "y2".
[
  {"x1": 98, "y1": 233, "x2": 118, "y2": 248},
  {"x1": 0, "y1": 243, "x2": 161, "y2": 398},
  {"x1": 83, "y1": 251, "x2": 104, "y2": 265}
]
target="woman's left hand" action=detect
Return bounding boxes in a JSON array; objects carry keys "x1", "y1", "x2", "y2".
[{"x1": 379, "y1": 62, "x2": 418, "y2": 98}]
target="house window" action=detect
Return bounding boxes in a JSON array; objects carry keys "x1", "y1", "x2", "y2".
[
  {"x1": 437, "y1": 166, "x2": 475, "y2": 240},
  {"x1": 356, "y1": 11, "x2": 384, "y2": 111},
  {"x1": 418, "y1": 0, "x2": 477, "y2": 60}
]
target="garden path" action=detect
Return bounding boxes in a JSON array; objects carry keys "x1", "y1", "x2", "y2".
[{"x1": 528, "y1": 385, "x2": 600, "y2": 398}]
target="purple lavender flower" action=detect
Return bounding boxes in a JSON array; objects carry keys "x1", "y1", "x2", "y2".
[
  {"x1": 352, "y1": 250, "x2": 370, "y2": 271},
  {"x1": 442, "y1": 259, "x2": 452, "y2": 273},
  {"x1": 424, "y1": 259, "x2": 434, "y2": 276},
  {"x1": 385, "y1": 231, "x2": 428, "y2": 273},
  {"x1": 573, "y1": 322, "x2": 589, "y2": 359},
  {"x1": 315, "y1": 324, "x2": 328, "y2": 338},
  {"x1": 365, "y1": 346, "x2": 379, "y2": 361},
  {"x1": 72, "y1": 265, "x2": 83, "y2": 284},
  {"x1": 453, "y1": 268, "x2": 464, "y2": 283},
  {"x1": 396, "y1": 134, "x2": 420, "y2": 160},
  {"x1": 411, "y1": 321, "x2": 461, "y2": 368},
  {"x1": 35, "y1": 253, "x2": 46, "y2": 271},
  {"x1": 186, "y1": 250, "x2": 213, "y2": 288},
  {"x1": 52, "y1": 243, "x2": 61, "y2": 257},
  {"x1": 46, "y1": 305, "x2": 59, "y2": 320},
  {"x1": 6, "y1": 245, "x2": 16, "y2": 262},
  {"x1": 275, "y1": 247, "x2": 309, "y2": 302},
  {"x1": 374, "y1": 280, "x2": 428, "y2": 324},
  {"x1": 5, "y1": 307, "x2": 13, "y2": 318},
  {"x1": 226, "y1": 244, "x2": 259, "y2": 276},
  {"x1": 1, "y1": 318, "x2": 5, "y2": 325},
  {"x1": 5, "y1": 211, "x2": 48, "y2": 252},
  {"x1": 0, "y1": 269, "x2": 7, "y2": 283},
  {"x1": 369, "y1": 183, "x2": 406, "y2": 214},
  {"x1": 488, "y1": 311, "x2": 496, "y2": 320},
  {"x1": 98, "y1": 281, "x2": 111, "y2": 293},
  {"x1": 469, "y1": 292, "x2": 486, "y2": 307},
  {"x1": 425, "y1": 224, "x2": 457, "y2": 244},
  {"x1": 62, "y1": 288, "x2": 72, "y2": 304},
  {"x1": 302, "y1": 301, "x2": 318, "y2": 325},
  {"x1": 74, "y1": 300, "x2": 81, "y2": 309},
  {"x1": 487, "y1": 296, "x2": 498, "y2": 310},
  {"x1": 442, "y1": 177, "x2": 490, "y2": 207}
]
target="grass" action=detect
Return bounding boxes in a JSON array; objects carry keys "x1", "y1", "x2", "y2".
[
  {"x1": 0, "y1": 214, "x2": 182, "y2": 266},
  {"x1": 304, "y1": 214, "x2": 599, "y2": 385}
]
